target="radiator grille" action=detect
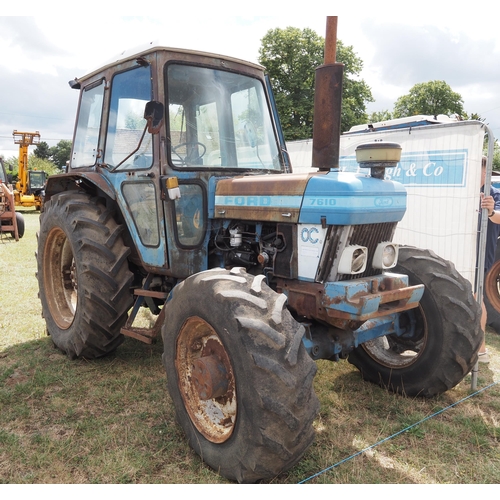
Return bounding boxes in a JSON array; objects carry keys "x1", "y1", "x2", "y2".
[{"x1": 320, "y1": 222, "x2": 397, "y2": 282}]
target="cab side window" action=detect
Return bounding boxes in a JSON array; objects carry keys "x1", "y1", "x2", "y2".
[
  {"x1": 104, "y1": 65, "x2": 153, "y2": 170},
  {"x1": 71, "y1": 79, "x2": 104, "y2": 168}
]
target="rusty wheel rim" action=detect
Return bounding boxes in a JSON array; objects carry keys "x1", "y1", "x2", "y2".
[
  {"x1": 43, "y1": 227, "x2": 77, "y2": 329},
  {"x1": 361, "y1": 306, "x2": 428, "y2": 368},
  {"x1": 175, "y1": 316, "x2": 236, "y2": 443},
  {"x1": 485, "y1": 259, "x2": 500, "y2": 311}
]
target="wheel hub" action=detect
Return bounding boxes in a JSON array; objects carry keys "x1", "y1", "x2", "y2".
[
  {"x1": 191, "y1": 354, "x2": 229, "y2": 400},
  {"x1": 175, "y1": 317, "x2": 236, "y2": 443},
  {"x1": 362, "y1": 306, "x2": 427, "y2": 368}
]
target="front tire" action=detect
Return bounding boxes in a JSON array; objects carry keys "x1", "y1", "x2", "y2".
[
  {"x1": 162, "y1": 267, "x2": 319, "y2": 483},
  {"x1": 348, "y1": 247, "x2": 482, "y2": 397},
  {"x1": 36, "y1": 192, "x2": 134, "y2": 359}
]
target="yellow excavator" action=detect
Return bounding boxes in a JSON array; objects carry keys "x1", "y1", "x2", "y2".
[{"x1": 12, "y1": 130, "x2": 46, "y2": 210}]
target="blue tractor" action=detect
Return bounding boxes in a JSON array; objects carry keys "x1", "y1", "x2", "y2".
[{"x1": 36, "y1": 20, "x2": 481, "y2": 482}]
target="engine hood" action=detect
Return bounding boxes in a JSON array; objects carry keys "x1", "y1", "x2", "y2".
[{"x1": 213, "y1": 170, "x2": 407, "y2": 225}]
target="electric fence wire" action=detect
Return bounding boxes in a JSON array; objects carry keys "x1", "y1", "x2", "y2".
[{"x1": 298, "y1": 380, "x2": 500, "y2": 484}]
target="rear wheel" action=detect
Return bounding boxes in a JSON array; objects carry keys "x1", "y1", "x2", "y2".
[
  {"x1": 36, "y1": 192, "x2": 134, "y2": 359},
  {"x1": 348, "y1": 247, "x2": 482, "y2": 397},
  {"x1": 162, "y1": 267, "x2": 319, "y2": 483}
]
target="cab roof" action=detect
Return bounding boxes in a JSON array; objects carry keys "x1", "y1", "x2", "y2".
[{"x1": 74, "y1": 42, "x2": 265, "y2": 85}]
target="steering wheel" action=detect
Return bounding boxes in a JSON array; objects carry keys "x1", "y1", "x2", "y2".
[{"x1": 171, "y1": 142, "x2": 207, "y2": 166}]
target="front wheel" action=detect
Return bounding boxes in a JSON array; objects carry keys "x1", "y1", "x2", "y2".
[
  {"x1": 348, "y1": 247, "x2": 482, "y2": 397},
  {"x1": 162, "y1": 267, "x2": 319, "y2": 483}
]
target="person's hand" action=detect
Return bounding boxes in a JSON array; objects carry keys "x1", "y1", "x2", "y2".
[{"x1": 480, "y1": 192, "x2": 495, "y2": 215}]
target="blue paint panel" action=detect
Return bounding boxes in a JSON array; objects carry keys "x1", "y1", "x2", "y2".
[
  {"x1": 299, "y1": 171, "x2": 407, "y2": 225},
  {"x1": 340, "y1": 149, "x2": 468, "y2": 187}
]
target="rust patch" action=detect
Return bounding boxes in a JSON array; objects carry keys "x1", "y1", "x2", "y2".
[
  {"x1": 215, "y1": 172, "x2": 324, "y2": 196},
  {"x1": 214, "y1": 205, "x2": 300, "y2": 222},
  {"x1": 277, "y1": 278, "x2": 423, "y2": 325}
]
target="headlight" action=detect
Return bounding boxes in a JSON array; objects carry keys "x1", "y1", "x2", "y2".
[
  {"x1": 372, "y1": 242, "x2": 399, "y2": 269},
  {"x1": 338, "y1": 245, "x2": 368, "y2": 274}
]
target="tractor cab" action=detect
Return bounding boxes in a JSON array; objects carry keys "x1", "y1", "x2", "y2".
[{"x1": 57, "y1": 46, "x2": 288, "y2": 276}]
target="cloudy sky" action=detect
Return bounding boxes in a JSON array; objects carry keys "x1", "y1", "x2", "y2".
[{"x1": 1, "y1": 2, "x2": 499, "y2": 160}]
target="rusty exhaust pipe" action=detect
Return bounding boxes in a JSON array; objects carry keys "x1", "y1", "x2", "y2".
[{"x1": 312, "y1": 16, "x2": 344, "y2": 171}]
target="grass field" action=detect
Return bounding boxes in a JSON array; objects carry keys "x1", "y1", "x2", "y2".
[{"x1": 0, "y1": 209, "x2": 499, "y2": 484}]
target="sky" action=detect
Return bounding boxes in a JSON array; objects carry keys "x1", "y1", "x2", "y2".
[{"x1": 1, "y1": 1, "x2": 500, "y2": 161}]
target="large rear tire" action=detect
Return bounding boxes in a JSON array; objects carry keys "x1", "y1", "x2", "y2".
[
  {"x1": 36, "y1": 192, "x2": 134, "y2": 359},
  {"x1": 348, "y1": 247, "x2": 482, "y2": 397},
  {"x1": 162, "y1": 267, "x2": 319, "y2": 483}
]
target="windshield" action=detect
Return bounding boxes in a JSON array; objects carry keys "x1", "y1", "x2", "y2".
[
  {"x1": 166, "y1": 64, "x2": 282, "y2": 171},
  {"x1": 29, "y1": 171, "x2": 46, "y2": 190}
]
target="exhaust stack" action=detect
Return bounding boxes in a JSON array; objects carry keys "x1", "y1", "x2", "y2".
[{"x1": 312, "y1": 16, "x2": 344, "y2": 171}]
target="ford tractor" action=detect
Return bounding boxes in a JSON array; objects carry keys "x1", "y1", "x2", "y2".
[{"x1": 36, "y1": 17, "x2": 481, "y2": 482}]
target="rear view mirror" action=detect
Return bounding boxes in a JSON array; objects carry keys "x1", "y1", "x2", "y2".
[{"x1": 144, "y1": 101, "x2": 164, "y2": 134}]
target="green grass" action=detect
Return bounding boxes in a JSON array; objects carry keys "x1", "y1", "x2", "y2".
[{"x1": 0, "y1": 210, "x2": 499, "y2": 484}]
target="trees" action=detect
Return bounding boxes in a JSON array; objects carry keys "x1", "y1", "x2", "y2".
[
  {"x1": 34, "y1": 141, "x2": 52, "y2": 160},
  {"x1": 493, "y1": 142, "x2": 500, "y2": 171},
  {"x1": 393, "y1": 80, "x2": 464, "y2": 119},
  {"x1": 51, "y1": 140, "x2": 72, "y2": 169},
  {"x1": 34, "y1": 139, "x2": 72, "y2": 169},
  {"x1": 484, "y1": 136, "x2": 500, "y2": 171},
  {"x1": 368, "y1": 110, "x2": 393, "y2": 123},
  {"x1": 2, "y1": 156, "x2": 18, "y2": 173},
  {"x1": 259, "y1": 27, "x2": 373, "y2": 141},
  {"x1": 29, "y1": 155, "x2": 61, "y2": 177},
  {"x1": 6, "y1": 154, "x2": 61, "y2": 181},
  {"x1": 7, "y1": 140, "x2": 67, "y2": 181},
  {"x1": 375, "y1": 80, "x2": 499, "y2": 170}
]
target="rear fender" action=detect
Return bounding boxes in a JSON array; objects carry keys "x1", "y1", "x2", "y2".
[{"x1": 44, "y1": 172, "x2": 116, "y2": 204}]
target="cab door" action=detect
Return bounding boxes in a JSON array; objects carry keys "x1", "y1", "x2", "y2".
[
  {"x1": 160, "y1": 59, "x2": 287, "y2": 277},
  {"x1": 99, "y1": 62, "x2": 168, "y2": 271}
]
